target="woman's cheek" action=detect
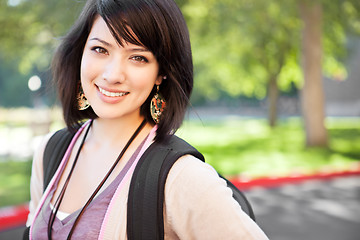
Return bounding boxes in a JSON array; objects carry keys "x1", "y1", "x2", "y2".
[
  {"x1": 81, "y1": 54, "x2": 97, "y2": 82},
  {"x1": 131, "y1": 67, "x2": 159, "y2": 88},
  {"x1": 80, "y1": 54, "x2": 89, "y2": 81}
]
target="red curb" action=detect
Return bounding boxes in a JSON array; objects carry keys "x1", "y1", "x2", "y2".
[
  {"x1": 0, "y1": 203, "x2": 29, "y2": 231},
  {"x1": 230, "y1": 170, "x2": 360, "y2": 190}
]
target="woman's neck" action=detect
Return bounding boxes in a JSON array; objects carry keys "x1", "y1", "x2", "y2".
[{"x1": 88, "y1": 116, "x2": 153, "y2": 148}]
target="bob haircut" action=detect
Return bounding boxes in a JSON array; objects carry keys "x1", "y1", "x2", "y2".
[{"x1": 52, "y1": 0, "x2": 193, "y2": 142}]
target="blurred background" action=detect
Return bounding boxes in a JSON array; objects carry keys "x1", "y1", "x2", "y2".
[{"x1": 0, "y1": 0, "x2": 360, "y2": 239}]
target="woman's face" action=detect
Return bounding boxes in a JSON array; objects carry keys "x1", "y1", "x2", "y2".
[{"x1": 80, "y1": 16, "x2": 162, "y2": 122}]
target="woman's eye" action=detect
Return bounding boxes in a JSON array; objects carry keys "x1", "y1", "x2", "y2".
[
  {"x1": 92, "y1": 47, "x2": 108, "y2": 55},
  {"x1": 131, "y1": 56, "x2": 148, "y2": 63}
]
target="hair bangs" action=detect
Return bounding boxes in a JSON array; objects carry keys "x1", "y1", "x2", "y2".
[{"x1": 98, "y1": 0, "x2": 152, "y2": 49}]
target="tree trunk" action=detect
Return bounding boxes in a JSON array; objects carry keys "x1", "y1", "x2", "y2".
[
  {"x1": 299, "y1": 1, "x2": 328, "y2": 147},
  {"x1": 268, "y1": 75, "x2": 278, "y2": 127}
]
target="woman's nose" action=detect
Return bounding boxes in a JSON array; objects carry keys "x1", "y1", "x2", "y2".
[{"x1": 102, "y1": 58, "x2": 126, "y2": 84}]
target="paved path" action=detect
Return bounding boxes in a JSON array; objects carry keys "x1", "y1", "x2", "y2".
[
  {"x1": 247, "y1": 175, "x2": 360, "y2": 240},
  {"x1": 1, "y1": 175, "x2": 359, "y2": 239}
]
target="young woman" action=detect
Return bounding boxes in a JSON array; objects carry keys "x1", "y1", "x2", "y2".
[{"x1": 25, "y1": 0, "x2": 269, "y2": 239}]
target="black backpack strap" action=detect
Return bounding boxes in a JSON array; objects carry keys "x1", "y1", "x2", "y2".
[
  {"x1": 22, "y1": 226, "x2": 30, "y2": 240},
  {"x1": 220, "y1": 175, "x2": 256, "y2": 221},
  {"x1": 127, "y1": 135, "x2": 204, "y2": 240},
  {"x1": 43, "y1": 128, "x2": 76, "y2": 191}
]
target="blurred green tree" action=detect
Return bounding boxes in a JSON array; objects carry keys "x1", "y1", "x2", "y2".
[
  {"x1": 0, "y1": 0, "x2": 84, "y2": 74},
  {"x1": 183, "y1": 0, "x2": 360, "y2": 147},
  {"x1": 0, "y1": 0, "x2": 84, "y2": 106},
  {"x1": 182, "y1": 0, "x2": 302, "y2": 126}
]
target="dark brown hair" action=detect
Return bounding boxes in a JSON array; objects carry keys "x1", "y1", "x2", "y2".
[{"x1": 52, "y1": 0, "x2": 193, "y2": 142}]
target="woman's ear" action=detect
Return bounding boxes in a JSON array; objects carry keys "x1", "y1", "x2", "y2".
[{"x1": 155, "y1": 75, "x2": 166, "y2": 85}]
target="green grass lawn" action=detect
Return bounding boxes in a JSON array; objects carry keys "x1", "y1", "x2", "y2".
[
  {"x1": 0, "y1": 159, "x2": 31, "y2": 207},
  {"x1": 177, "y1": 117, "x2": 360, "y2": 178},
  {"x1": 0, "y1": 117, "x2": 359, "y2": 207}
]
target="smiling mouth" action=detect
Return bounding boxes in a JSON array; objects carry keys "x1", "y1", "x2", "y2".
[{"x1": 98, "y1": 86, "x2": 129, "y2": 97}]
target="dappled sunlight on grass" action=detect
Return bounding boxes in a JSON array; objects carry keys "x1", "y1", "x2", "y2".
[
  {"x1": 329, "y1": 129, "x2": 360, "y2": 157},
  {"x1": 178, "y1": 118, "x2": 271, "y2": 147},
  {"x1": 178, "y1": 117, "x2": 360, "y2": 178}
]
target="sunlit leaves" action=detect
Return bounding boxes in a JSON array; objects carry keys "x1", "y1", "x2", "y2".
[
  {"x1": 184, "y1": 0, "x2": 359, "y2": 103},
  {"x1": 0, "y1": 0, "x2": 84, "y2": 75},
  {"x1": 185, "y1": 0, "x2": 302, "y2": 101},
  {"x1": 323, "y1": 56, "x2": 348, "y2": 81},
  {"x1": 278, "y1": 56, "x2": 303, "y2": 90}
]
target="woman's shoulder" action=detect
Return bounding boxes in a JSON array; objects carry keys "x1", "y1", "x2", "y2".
[
  {"x1": 29, "y1": 131, "x2": 57, "y2": 198},
  {"x1": 165, "y1": 153, "x2": 224, "y2": 194},
  {"x1": 32, "y1": 126, "x2": 72, "y2": 171},
  {"x1": 163, "y1": 154, "x2": 269, "y2": 239},
  {"x1": 33, "y1": 131, "x2": 57, "y2": 165},
  {"x1": 163, "y1": 155, "x2": 269, "y2": 239}
]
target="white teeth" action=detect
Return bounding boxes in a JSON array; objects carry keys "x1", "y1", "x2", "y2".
[{"x1": 98, "y1": 87, "x2": 128, "y2": 97}]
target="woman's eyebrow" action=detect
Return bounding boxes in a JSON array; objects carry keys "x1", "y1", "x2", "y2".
[
  {"x1": 89, "y1": 37, "x2": 112, "y2": 47},
  {"x1": 126, "y1": 47, "x2": 150, "y2": 53}
]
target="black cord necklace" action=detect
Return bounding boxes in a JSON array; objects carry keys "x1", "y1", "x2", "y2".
[{"x1": 47, "y1": 119, "x2": 147, "y2": 240}]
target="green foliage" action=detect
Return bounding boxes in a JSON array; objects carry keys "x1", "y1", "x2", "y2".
[
  {"x1": 0, "y1": 0, "x2": 85, "y2": 107},
  {"x1": 0, "y1": 0, "x2": 84, "y2": 73},
  {"x1": 0, "y1": 56, "x2": 32, "y2": 107},
  {"x1": 183, "y1": 0, "x2": 360, "y2": 102},
  {"x1": 183, "y1": 0, "x2": 302, "y2": 100}
]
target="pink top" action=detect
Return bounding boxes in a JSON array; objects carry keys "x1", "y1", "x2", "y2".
[
  {"x1": 28, "y1": 122, "x2": 156, "y2": 240},
  {"x1": 31, "y1": 128, "x2": 146, "y2": 239}
]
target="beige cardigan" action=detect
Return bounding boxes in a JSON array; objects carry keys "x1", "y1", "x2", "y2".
[{"x1": 27, "y1": 128, "x2": 268, "y2": 240}]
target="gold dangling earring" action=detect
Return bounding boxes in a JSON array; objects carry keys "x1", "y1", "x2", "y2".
[
  {"x1": 150, "y1": 85, "x2": 166, "y2": 123},
  {"x1": 77, "y1": 83, "x2": 90, "y2": 110}
]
